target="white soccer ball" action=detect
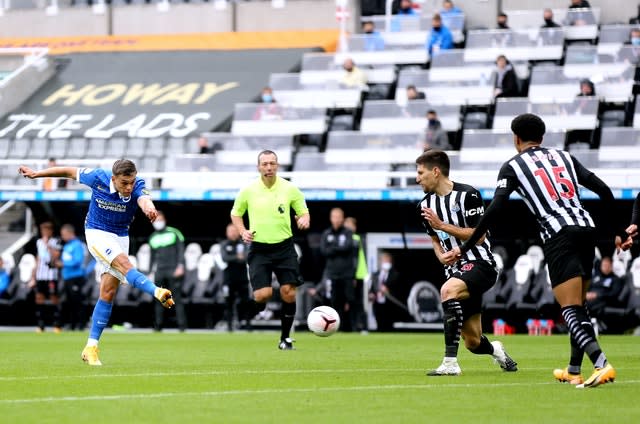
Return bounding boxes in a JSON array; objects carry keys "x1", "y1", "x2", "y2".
[{"x1": 307, "y1": 306, "x2": 340, "y2": 337}]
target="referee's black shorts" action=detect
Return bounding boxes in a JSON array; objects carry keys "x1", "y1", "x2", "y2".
[
  {"x1": 450, "y1": 260, "x2": 498, "y2": 321},
  {"x1": 247, "y1": 238, "x2": 303, "y2": 291},
  {"x1": 543, "y1": 225, "x2": 595, "y2": 288}
]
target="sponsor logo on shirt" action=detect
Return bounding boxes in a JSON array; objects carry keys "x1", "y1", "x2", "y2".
[
  {"x1": 496, "y1": 178, "x2": 507, "y2": 189},
  {"x1": 465, "y1": 206, "x2": 484, "y2": 217}
]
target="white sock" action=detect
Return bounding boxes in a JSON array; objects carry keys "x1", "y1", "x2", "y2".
[
  {"x1": 86, "y1": 338, "x2": 99, "y2": 347},
  {"x1": 443, "y1": 356, "x2": 458, "y2": 364}
]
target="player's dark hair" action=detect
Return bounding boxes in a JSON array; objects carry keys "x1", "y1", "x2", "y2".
[
  {"x1": 511, "y1": 113, "x2": 546, "y2": 143},
  {"x1": 112, "y1": 159, "x2": 137, "y2": 176},
  {"x1": 257, "y1": 150, "x2": 278, "y2": 164},
  {"x1": 415, "y1": 149, "x2": 450, "y2": 177}
]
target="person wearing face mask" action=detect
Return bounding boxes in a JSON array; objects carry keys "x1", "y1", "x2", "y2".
[
  {"x1": 541, "y1": 8, "x2": 561, "y2": 28},
  {"x1": 339, "y1": 58, "x2": 368, "y2": 88},
  {"x1": 253, "y1": 87, "x2": 283, "y2": 121},
  {"x1": 362, "y1": 21, "x2": 385, "y2": 52},
  {"x1": 617, "y1": 29, "x2": 640, "y2": 81},
  {"x1": 149, "y1": 210, "x2": 187, "y2": 332},
  {"x1": 425, "y1": 13, "x2": 454, "y2": 57},
  {"x1": 423, "y1": 109, "x2": 452, "y2": 151},
  {"x1": 369, "y1": 251, "x2": 407, "y2": 332},
  {"x1": 496, "y1": 12, "x2": 510, "y2": 29},
  {"x1": 493, "y1": 55, "x2": 519, "y2": 98}
]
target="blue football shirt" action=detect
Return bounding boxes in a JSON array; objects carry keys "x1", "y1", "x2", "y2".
[{"x1": 78, "y1": 168, "x2": 149, "y2": 237}]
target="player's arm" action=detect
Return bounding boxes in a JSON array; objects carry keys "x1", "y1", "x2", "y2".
[
  {"x1": 449, "y1": 166, "x2": 518, "y2": 260},
  {"x1": 431, "y1": 236, "x2": 448, "y2": 265},
  {"x1": 137, "y1": 195, "x2": 158, "y2": 222},
  {"x1": 291, "y1": 187, "x2": 310, "y2": 230},
  {"x1": 18, "y1": 166, "x2": 78, "y2": 180},
  {"x1": 573, "y1": 157, "x2": 630, "y2": 242}
]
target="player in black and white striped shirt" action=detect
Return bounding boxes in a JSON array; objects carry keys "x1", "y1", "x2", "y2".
[
  {"x1": 448, "y1": 113, "x2": 628, "y2": 388},
  {"x1": 415, "y1": 150, "x2": 517, "y2": 376}
]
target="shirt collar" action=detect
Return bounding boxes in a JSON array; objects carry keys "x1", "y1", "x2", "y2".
[{"x1": 109, "y1": 178, "x2": 116, "y2": 194}]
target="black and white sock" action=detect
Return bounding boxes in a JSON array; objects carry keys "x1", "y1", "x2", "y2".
[
  {"x1": 561, "y1": 305, "x2": 607, "y2": 369},
  {"x1": 442, "y1": 299, "x2": 463, "y2": 359}
]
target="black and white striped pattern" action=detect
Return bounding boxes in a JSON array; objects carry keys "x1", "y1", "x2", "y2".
[
  {"x1": 507, "y1": 147, "x2": 595, "y2": 241},
  {"x1": 35, "y1": 237, "x2": 61, "y2": 281},
  {"x1": 419, "y1": 182, "x2": 495, "y2": 277},
  {"x1": 561, "y1": 306, "x2": 595, "y2": 350}
]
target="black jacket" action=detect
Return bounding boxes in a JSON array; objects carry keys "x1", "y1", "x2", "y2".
[
  {"x1": 320, "y1": 226, "x2": 356, "y2": 280},
  {"x1": 220, "y1": 238, "x2": 249, "y2": 284}
]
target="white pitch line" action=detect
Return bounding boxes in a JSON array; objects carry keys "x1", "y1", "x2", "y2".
[
  {"x1": 2, "y1": 366, "x2": 640, "y2": 382},
  {"x1": 0, "y1": 368, "x2": 418, "y2": 382},
  {"x1": 3, "y1": 380, "x2": 640, "y2": 405}
]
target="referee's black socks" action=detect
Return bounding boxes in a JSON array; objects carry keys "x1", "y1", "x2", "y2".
[{"x1": 281, "y1": 301, "x2": 296, "y2": 341}]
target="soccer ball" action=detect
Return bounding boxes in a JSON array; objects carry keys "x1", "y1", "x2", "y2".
[{"x1": 307, "y1": 306, "x2": 340, "y2": 337}]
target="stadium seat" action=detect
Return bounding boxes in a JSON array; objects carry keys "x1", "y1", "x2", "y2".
[
  {"x1": 0, "y1": 138, "x2": 10, "y2": 159},
  {"x1": 599, "y1": 110, "x2": 627, "y2": 128},
  {"x1": 462, "y1": 111, "x2": 488, "y2": 129},
  {"x1": 505, "y1": 255, "x2": 538, "y2": 331},
  {"x1": 105, "y1": 137, "x2": 127, "y2": 158},
  {"x1": 28, "y1": 138, "x2": 49, "y2": 159},
  {"x1": 136, "y1": 243, "x2": 151, "y2": 274},
  {"x1": 83, "y1": 139, "x2": 107, "y2": 159},
  {"x1": 48, "y1": 139, "x2": 69, "y2": 159},
  {"x1": 126, "y1": 138, "x2": 147, "y2": 159},
  {"x1": 145, "y1": 138, "x2": 166, "y2": 158},
  {"x1": 66, "y1": 137, "x2": 88, "y2": 159},
  {"x1": 9, "y1": 138, "x2": 31, "y2": 159}
]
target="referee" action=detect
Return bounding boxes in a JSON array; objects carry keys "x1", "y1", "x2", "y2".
[{"x1": 230, "y1": 150, "x2": 310, "y2": 350}]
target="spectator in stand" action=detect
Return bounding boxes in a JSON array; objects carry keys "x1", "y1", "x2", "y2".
[
  {"x1": 362, "y1": 21, "x2": 385, "y2": 52},
  {"x1": 578, "y1": 79, "x2": 596, "y2": 97},
  {"x1": 566, "y1": 0, "x2": 594, "y2": 26},
  {"x1": 569, "y1": 0, "x2": 591, "y2": 9},
  {"x1": 619, "y1": 29, "x2": 640, "y2": 80},
  {"x1": 396, "y1": 0, "x2": 417, "y2": 16},
  {"x1": 253, "y1": 87, "x2": 283, "y2": 121},
  {"x1": 406, "y1": 85, "x2": 426, "y2": 101},
  {"x1": 496, "y1": 12, "x2": 510, "y2": 29},
  {"x1": 0, "y1": 257, "x2": 10, "y2": 297},
  {"x1": 629, "y1": 4, "x2": 640, "y2": 24},
  {"x1": 43, "y1": 158, "x2": 68, "y2": 192},
  {"x1": 340, "y1": 58, "x2": 368, "y2": 89},
  {"x1": 426, "y1": 13, "x2": 454, "y2": 57},
  {"x1": 493, "y1": 55, "x2": 519, "y2": 98},
  {"x1": 390, "y1": 0, "x2": 418, "y2": 32},
  {"x1": 440, "y1": 0, "x2": 463, "y2": 18},
  {"x1": 423, "y1": 110, "x2": 452, "y2": 151},
  {"x1": 542, "y1": 8, "x2": 561, "y2": 28},
  {"x1": 586, "y1": 256, "x2": 626, "y2": 320}
]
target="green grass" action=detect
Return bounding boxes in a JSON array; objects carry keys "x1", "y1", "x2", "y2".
[{"x1": 1, "y1": 331, "x2": 639, "y2": 424}]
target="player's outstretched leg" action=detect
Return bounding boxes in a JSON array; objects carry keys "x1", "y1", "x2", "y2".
[
  {"x1": 561, "y1": 305, "x2": 616, "y2": 388},
  {"x1": 125, "y1": 268, "x2": 174, "y2": 308},
  {"x1": 427, "y1": 299, "x2": 463, "y2": 376}
]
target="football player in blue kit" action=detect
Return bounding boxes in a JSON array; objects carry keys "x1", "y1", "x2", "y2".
[{"x1": 19, "y1": 159, "x2": 174, "y2": 366}]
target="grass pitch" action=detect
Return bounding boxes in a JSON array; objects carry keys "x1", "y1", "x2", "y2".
[{"x1": 1, "y1": 330, "x2": 639, "y2": 424}]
